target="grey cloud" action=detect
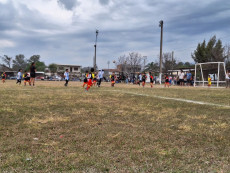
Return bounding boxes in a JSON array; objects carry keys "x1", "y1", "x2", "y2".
[
  {"x1": 99, "y1": 0, "x2": 109, "y2": 5},
  {"x1": 58, "y1": 0, "x2": 79, "y2": 10}
]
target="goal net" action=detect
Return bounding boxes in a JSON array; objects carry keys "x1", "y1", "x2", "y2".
[{"x1": 194, "y1": 62, "x2": 226, "y2": 87}]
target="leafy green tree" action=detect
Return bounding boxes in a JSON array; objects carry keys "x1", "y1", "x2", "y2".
[
  {"x1": 145, "y1": 62, "x2": 159, "y2": 72},
  {"x1": 48, "y1": 63, "x2": 58, "y2": 75},
  {"x1": 26, "y1": 55, "x2": 46, "y2": 72},
  {"x1": 192, "y1": 36, "x2": 226, "y2": 63},
  {"x1": 1, "y1": 55, "x2": 12, "y2": 68},
  {"x1": 162, "y1": 53, "x2": 176, "y2": 73},
  {"x1": 192, "y1": 40, "x2": 207, "y2": 63},
  {"x1": 12, "y1": 54, "x2": 28, "y2": 71},
  {"x1": 28, "y1": 55, "x2": 40, "y2": 64}
]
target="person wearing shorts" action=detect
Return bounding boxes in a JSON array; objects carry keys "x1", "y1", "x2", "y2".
[
  {"x1": 186, "y1": 70, "x2": 192, "y2": 86},
  {"x1": 142, "y1": 72, "x2": 147, "y2": 87},
  {"x1": 111, "y1": 72, "x2": 116, "y2": 87},
  {"x1": 86, "y1": 68, "x2": 94, "y2": 91},
  {"x1": 226, "y1": 70, "x2": 230, "y2": 88},
  {"x1": 1, "y1": 72, "x2": 6, "y2": 83},
  {"x1": 149, "y1": 72, "x2": 154, "y2": 88},
  {"x1": 30, "y1": 62, "x2": 36, "y2": 86},
  {"x1": 164, "y1": 74, "x2": 170, "y2": 88},
  {"x1": 179, "y1": 70, "x2": 185, "y2": 86},
  {"x1": 16, "y1": 69, "x2": 22, "y2": 85},
  {"x1": 64, "y1": 69, "x2": 69, "y2": 87},
  {"x1": 23, "y1": 71, "x2": 31, "y2": 86}
]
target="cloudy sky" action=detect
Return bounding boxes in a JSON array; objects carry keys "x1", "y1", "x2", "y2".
[{"x1": 0, "y1": 0, "x2": 230, "y2": 69}]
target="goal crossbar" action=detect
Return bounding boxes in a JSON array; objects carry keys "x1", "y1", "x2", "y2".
[{"x1": 194, "y1": 62, "x2": 226, "y2": 87}]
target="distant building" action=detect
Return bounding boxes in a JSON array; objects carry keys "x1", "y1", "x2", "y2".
[
  {"x1": 56, "y1": 64, "x2": 82, "y2": 79},
  {"x1": 0, "y1": 65, "x2": 17, "y2": 78}
]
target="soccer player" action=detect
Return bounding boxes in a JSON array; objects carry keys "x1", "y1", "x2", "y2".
[
  {"x1": 208, "y1": 75, "x2": 211, "y2": 87},
  {"x1": 1, "y1": 72, "x2": 6, "y2": 83},
  {"x1": 179, "y1": 70, "x2": 185, "y2": 86},
  {"x1": 30, "y1": 62, "x2": 36, "y2": 86},
  {"x1": 149, "y1": 72, "x2": 154, "y2": 88},
  {"x1": 93, "y1": 72, "x2": 97, "y2": 86},
  {"x1": 64, "y1": 69, "x2": 69, "y2": 87},
  {"x1": 82, "y1": 74, "x2": 88, "y2": 88},
  {"x1": 97, "y1": 70, "x2": 104, "y2": 87},
  {"x1": 16, "y1": 69, "x2": 22, "y2": 85},
  {"x1": 111, "y1": 72, "x2": 116, "y2": 87},
  {"x1": 164, "y1": 74, "x2": 170, "y2": 88},
  {"x1": 86, "y1": 68, "x2": 94, "y2": 91},
  {"x1": 23, "y1": 71, "x2": 31, "y2": 86},
  {"x1": 142, "y1": 72, "x2": 147, "y2": 88}
]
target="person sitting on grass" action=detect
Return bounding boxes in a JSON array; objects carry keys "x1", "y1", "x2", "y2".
[
  {"x1": 1, "y1": 72, "x2": 6, "y2": 83},
  {"x1": 64, "y1": 69, "x2": 69, "y2": 87},
  {"x1": 142, "y1": 72, "x2": 147, "y2": 88},
  {"x1": 110, "y1": 72, "x2": 116, "y2": 87},
  {"x1": 208, "y1": 75, "x2": 211, "y2": 88},
  {"x1": 16, "y1": 69, "x2": 22, "y2": 85},
  {"x1": 23, "y1": 71, "x2": 31, "y2": 86},
  {"x1": 164, "y1": 74, "x2": 170, "y2": 88}
]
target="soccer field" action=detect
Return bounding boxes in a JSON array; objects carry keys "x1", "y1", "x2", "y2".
[{"x1": 0, "y1": 81, "x2": 230, "y2": 172}]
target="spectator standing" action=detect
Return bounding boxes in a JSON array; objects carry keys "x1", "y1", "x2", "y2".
[
  {"x1": 64, "y1": 69, "x2": 69, "y2": 87},
  {"x1": 179, "y1": 70, "x2": 185, "y2": 86},
  {"x1": 186, "y1": 70, "x2": 192, "y2": 86},
  {"x1": 226, "y1": 70, "x2": 230, "y2": 88},
  {"x1": 30, "y1": 62, "x2": 36, "y2": 86}
]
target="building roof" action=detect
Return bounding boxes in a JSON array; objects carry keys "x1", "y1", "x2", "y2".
[
  {"x1": 103, "y1": 69, "x2": 121, "y2": 72},
  {"x1": 57, "y1": 64, "x2": 81, "y2": 67}
]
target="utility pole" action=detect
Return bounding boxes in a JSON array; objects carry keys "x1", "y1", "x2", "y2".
[
  {"x1": 94, "y1": 30, "x2": 99, "y2": 70},
  {"x1": 143, "y1": 56, "x2": 147, "y2": 72},
  {"x1": 159, "y1": 20, "x2": 163, "y2": 84},
  {"x1": 172, "y1": 51, "x2": 174, "y2": 70},
  {"x1": 107, "y1": 61, "x2": 110, "y2": 70}
]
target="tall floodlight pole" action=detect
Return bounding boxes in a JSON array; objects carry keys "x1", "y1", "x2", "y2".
[
  {"x1": 143, "y1": 56, "x2": 147, "y2": 71},
  {"x1": 94, "y1": 30, "x2": 99, "y2": 70},
  {"x1": 159, "y1": 20, "x2": 163, "y2": 84}
]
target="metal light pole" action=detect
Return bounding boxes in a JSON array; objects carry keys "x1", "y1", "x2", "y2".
[
  {"x1": 107, "y1": 61, "x2": 110, "y2": 70},
  {"x1": 159, "y1": 20, "x2": 163, "y2": 84},
  {"x1": 143, "y1": 56, "x2": 147, "y2": 72},
  {"x1": 94, "y1": 30, "x2": 99, "y2": 70}
]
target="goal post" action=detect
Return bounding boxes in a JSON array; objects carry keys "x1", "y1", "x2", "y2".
[{"x1": 194, "y1": 62, "x2": 226, "y2": 87}]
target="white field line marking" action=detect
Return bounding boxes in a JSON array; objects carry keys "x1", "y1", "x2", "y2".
[{"x1": 107, "y1": 90, "x2": 230, "y2": 109}]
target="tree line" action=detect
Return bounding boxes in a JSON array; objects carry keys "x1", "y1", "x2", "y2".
[
  {"x1": 115, "y1": 35, "x2": 230, "y2": 74},
  {"x1": 0, "y1": 54, "x2": 58, "y2": 72}
]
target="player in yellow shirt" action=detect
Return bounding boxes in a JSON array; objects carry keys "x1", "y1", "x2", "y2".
[{"x1": 208, "y1": 75, "x2": 211, "y2": 87}]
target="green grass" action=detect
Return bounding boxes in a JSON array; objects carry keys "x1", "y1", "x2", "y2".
[{"x1": 0, "y1": 81, "x2": 230, "y2": 172}]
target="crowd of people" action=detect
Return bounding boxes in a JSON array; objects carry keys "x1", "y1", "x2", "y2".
[
  {"x1": 1, "y1": 62, "x2": 37, "y2": 86},
  {"x1": 1, "y1": 65, "x2": 230, "y2": 89}
]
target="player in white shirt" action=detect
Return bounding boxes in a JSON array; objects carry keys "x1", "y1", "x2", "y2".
[
  {"x1": 16, "y1": 69, "x2": 22, "y2": 85},
  {"x1": 179, "y1": 70, "x2": 185, "y2": 86}
]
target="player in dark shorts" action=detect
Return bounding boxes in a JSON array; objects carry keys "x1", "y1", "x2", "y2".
[
  {"x1": 30, "y1": 62, "x2": 36, "y2": 86},
  {"x1": 86, "y1": 68, "x2": 94, "y2": 91},
  {"x1": 149, "y1": 72, "x2": 154, "y2": 88},
  {"x1": 111, "y1": 72, "x2": 116, "y2": 87},
  {"x1": 93, "y1": 72, "x2": 97, "y2": 86},
  {"x1": 82, "y1": 74, "x2": 88, "y2": 88},
  {"x1": 23, "y1": 71, "x2": 31, "y2": 86},
  {"x1": 142, "y1": 72, "x2": 147, "y2": 87},
  {"x1": 1, "y1": 72, "x2": 6, "y2": 83},
  {"x1": 164, "y1": 74, "x2": 170, "y2": 88}
]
